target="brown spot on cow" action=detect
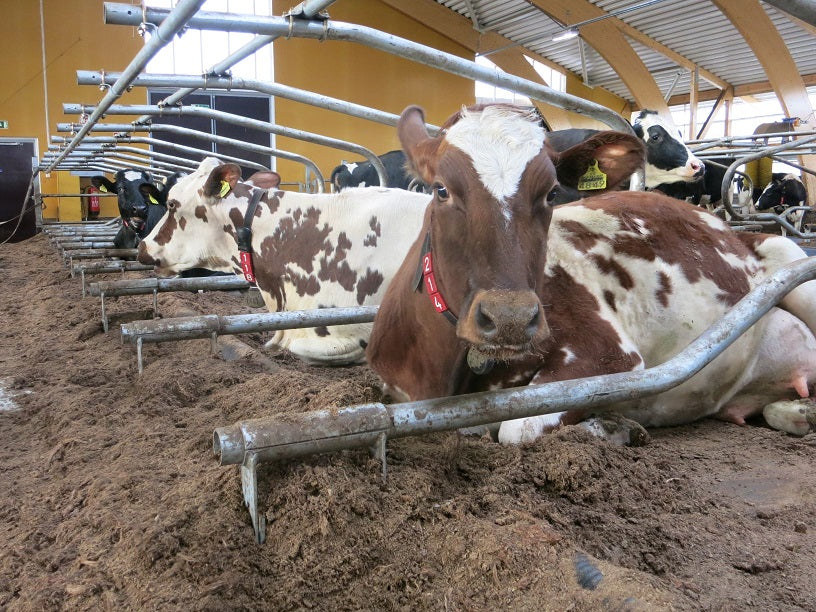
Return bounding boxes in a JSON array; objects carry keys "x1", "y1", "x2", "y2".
[
  {"x1": 179, "y1": 216, "x2": 186, "y2": 231},
  {"x1": 558, "y1": 219, "x2": 604, "y2": 253},
  {"x1": 314, "y1": 326, "x2": 330, "y2": 337},
  {"x1": 250, "y1": 207, "x2": 333, "y2": 308},
  {"x1": 264, "y1": 191, "x2": 282, "y2": 215},
  {"x1": 365, "y1": 216, "x2": 382, "y2": 247},
  {"x1": 154, "y1": 209, "x2": 178, "y2": 246},
  {"x1": 656, "y1": 271, "x2": 672, "y2": 307},
  {"x1": 590, "y1": 254, "x2": 633, "y2": 289},
  {"x1": 319, "y1": 232, "x2": 357, "y2": 292},
  {"x1": 355, "y1": 268, "x2": 385, "y2": 305},
  {"x1": 603, "y1": 289, "x2": 616, "y2": 311},
  {"x1": 194, "y1": 206, "x2": 208, "y2": 222}
]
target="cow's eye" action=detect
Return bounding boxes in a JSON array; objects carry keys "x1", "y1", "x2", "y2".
[
  {"x1": 434, "y1": 183, "x2": 449, "y2": 202},
  {"x1": 650, "y1": 133, "x2": 660, "y2": 141},
  {"x1": 167, "y1": 199, "x2": 177, "y2": 210},
  {"x1": 546, "y1": 186, "x2": 560, "y2": 204}
]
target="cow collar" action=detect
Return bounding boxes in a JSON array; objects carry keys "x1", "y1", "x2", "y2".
[
  {"x1": 413, "y1": 230, "x2": 495, "y2": 375},
  {"x1": 235, "y1": 188, "x2": 265, "y2": 284}
]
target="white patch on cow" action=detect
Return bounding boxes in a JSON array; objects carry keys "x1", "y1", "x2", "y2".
[
  {"x1": 498, "y1": 412, "x2": 565, "y2": 444},
  {"x1": 444, "y1": 106, "x2": 545, "y2": 220},
  {"x1": 346, "y1": 162, "x2": 358, "y2": 174},
  {"x1": 694, "y1": 208, "x2": 729, "y2": 231},
  {"x1": 561, "y1": 346, "x2": 576, "y2": 364},
  {"x1": 124, "y1": 170, "x2": 143, "y2": 182}
]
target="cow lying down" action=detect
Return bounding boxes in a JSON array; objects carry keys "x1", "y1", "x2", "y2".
[
  {"x1": 137, "y1": 157, "x2": 431, "y2": 365},
  {"x1": 366, "y1": 104, "x2": 816, "y2": 443}
]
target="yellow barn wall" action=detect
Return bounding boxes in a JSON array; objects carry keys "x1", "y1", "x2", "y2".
[
  {"x1": 565, "y1": 74, "x2": 634, "y2": 130},
  {"x1": 0, "y1": 0, "x2": 148, "y2": 220},
  {"x1": 272, "y1": 0, "x2": 475, "y2": 188}
]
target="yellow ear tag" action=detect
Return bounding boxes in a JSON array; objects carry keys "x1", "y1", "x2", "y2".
[
  {"x1": 219, "y1": 180, "x2": 231, "y2": 198},
  {"x1": 577, "y1": 160, "x2": 607, "y2": 191},
  {"x1": 98, "y1": 184, "x2": 108, "y2": 193},
  {"x1": 148, "y1": 195, "x2": 158, "y2": 205}
]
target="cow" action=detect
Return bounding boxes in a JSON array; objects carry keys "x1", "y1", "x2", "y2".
[
  {"x1": 755, "y1": 173, "x2": 813, "y2": 234},
  {"x1": 365, "y1": 104, "x2": 816, "y2": 444},
  {"x1": 652, "y1": 157, "x2": 753, "y2": 211},
  {"x1": 330, "y1": 150, "x2": 421, "y2": 192},
  {"x1": 137, "y1": 157, "x2": 433, "y2": 365},
  {"x1": 541, "y1": 109, "x2": 705, "y2": 203},
  {"x1": 92, "y1": 169, "x2": 171, "y2": 249}
]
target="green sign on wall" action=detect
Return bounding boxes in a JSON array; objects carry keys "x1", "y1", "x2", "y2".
[{"x1": 0, "y1": 120, "x2": 8, "y2": 129}]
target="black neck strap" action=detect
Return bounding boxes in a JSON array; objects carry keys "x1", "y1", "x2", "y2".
[
  {"x1": 236, "y1": 189, "x2": 265, "y2": 284},
  {"x1": 414, "y1": 230, "x2": 457, "y2": 326}
]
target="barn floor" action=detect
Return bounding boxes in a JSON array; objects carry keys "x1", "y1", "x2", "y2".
[{"x1": 1, "y1": 233, "x2": 816, "y2": 611}]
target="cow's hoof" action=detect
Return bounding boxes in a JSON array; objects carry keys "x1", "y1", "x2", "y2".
[
  {"x1": 763, "y1": 398, "x2": 816, "y2": 436},
  {"x1": 578, "y1": 413, "x2": 650, "y2": 446}
]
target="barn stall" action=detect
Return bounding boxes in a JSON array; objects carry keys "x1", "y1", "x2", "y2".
[{"x1": 2, "y1": 1, "x2": 816, "y2": 610}]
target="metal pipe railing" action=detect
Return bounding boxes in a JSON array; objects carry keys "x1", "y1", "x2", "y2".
[
  {"x1": 77, "y1": 71, "x2": 442, "y2": 135},
  {"x1": 102, "y1": 3, "x2": 633, "y2": 133},
  {"x1": 46, "y1": 0, "x2": 207, "y2": 172},
  {"x1": 121, "y1": 305, "x2": 379, "y2": 374},
  {"x1": 52, "y1": 135, "x2": 269, "y2": 172},
  {"x1": 64, "y1": 103, "x2": 389, "y2": 187},
  {"x1": 57, "y1": 123, "x2": 324, "y2": 190},
  {"x1": 209, "y1": 256, "x2": 816, "y2": 542}
]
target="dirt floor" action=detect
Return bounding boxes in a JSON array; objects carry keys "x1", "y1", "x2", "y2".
[{"x1": 1, "y1": 231, "x2": 815, "y2": 611}]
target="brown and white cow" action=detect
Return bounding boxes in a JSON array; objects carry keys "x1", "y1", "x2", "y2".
[
  {"x1": 137, "y1": 157, "x2": 432, "y2": 365},
  {"x1": 366, "y1": 104, "x2": 816, "y2": 443}
]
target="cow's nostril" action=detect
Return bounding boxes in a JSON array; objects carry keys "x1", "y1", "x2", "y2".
[
  {"x1": 475, "y1": 303, "x2": 497, "y2": 336},
  {"x1": 526, "y1": 306, "x2": 541, "y2": 336}
]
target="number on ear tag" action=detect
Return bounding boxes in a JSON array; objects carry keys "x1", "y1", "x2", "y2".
[
  {"x1": 219, "y1": 180, "x2": 231, "y2": 197},
  {"x1": 577, "y1": 160, "x2": 607, "y2": 191}
]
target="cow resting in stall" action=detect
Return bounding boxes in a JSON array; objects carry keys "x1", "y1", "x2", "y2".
[
  {"x1": 137, "y1": 157, "x2": 432, "y2": 365},
  {"x1": 366, "y1": 104, "x2": 816, "y2": 443}
]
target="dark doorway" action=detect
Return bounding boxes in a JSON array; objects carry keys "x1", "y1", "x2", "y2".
[{"x1": 0, "y1": 139, "x2": 37, "y2": 243}]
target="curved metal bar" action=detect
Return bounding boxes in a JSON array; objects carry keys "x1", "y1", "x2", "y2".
[
  {"x1": 64, "y1": 103, "x2": 389, "y2": 187},
  {"x1": 102, "y1": 3, "x2": 633, "y2": 133},
  {"x1": 46, "y1": 0, "x2": 207, "y2": 172},
  {"x1": 721, "y1": 134, "x2": 816, "y2": 238},
  {"x1": 57, "y1": 123, "x2": 325, "y2": 191},
  {"x1": 213, "y1": 256, "x2": 816, "y2": 467},
  {"x1": 76, "y1": 70, "x2": 442, "y2": 135}
]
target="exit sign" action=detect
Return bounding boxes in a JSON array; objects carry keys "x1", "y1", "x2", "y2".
[{"x1": 0, "y1": 120, "x2": 7, "y2": 129}]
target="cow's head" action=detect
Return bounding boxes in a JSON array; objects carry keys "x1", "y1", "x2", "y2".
[
  {"x1": 756, "y1": 173, "x2": 808, "y2": 212},
  {"x1": 398, "y1": 104, "x2": 644, "y2": 361},
  {"x1": 92, "y1": 169, "x2": 164, "y2": 235},
  {"x1": 633, "y1": 110, "x2": 704, "y2": 187},
  {"x1": 137, "y1": 158, "x2": 280, "y2": 276}
]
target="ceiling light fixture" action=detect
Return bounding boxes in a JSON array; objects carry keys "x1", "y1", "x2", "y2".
[{"x1": 551, "y1": 27, "x2": 579, "y2": 42}]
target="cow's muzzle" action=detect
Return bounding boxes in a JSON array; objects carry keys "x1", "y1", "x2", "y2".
[{"x1": 458, "y1": 289, "x2": 550, "y2": 358}]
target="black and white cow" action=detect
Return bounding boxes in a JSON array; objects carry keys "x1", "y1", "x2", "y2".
[
  {"x1": 652, "y1": 157, "x2": 753, "y2": 210},
  {"x1": 756, "y1": 173, "x2": 808, "y2": 213},
  {"x1": 330, "y1": 150, "x2": 420, "y2": 192},
  {"x1": 541, "y1": 110, "x2": 704, "y2": 203},
  {"x1": 91, "y1": 170, "x2": 182, "y2": 249}
]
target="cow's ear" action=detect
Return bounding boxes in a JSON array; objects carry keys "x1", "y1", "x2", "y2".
[
  {"x1": 398, "y1": 105, "x2": 438, "y2": 184},
  {"x1": 202, "y1": 163, "x2": 242, "y2": 199},
  {"x1": 139, "y1": 183, "x2": 163, "y2": 205},
  {"x1": 246, "y1": 170, "x2": 281, "y2": 189},
  {"x1": 555, "y1": 132, "x2": 645, "y2": 192},
  {"x1": 91, "y1": 176, "x2": 115, "y2": 193}
]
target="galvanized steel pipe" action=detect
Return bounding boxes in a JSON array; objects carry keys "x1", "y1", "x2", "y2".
[
  {"x1": 213, "y1": 257, "x2": 816, "y2": 467},
  {"x1": 89, "y1": 275, "x2": 250, "y2": 297},
  {"x1": 121, "y1": 305, "x2": 378, "y2": 344},
  {"x1": 63, "y1": 103, "x2": 388, "y2": 187},
  {"x1": 46, "y1": 0, "x2": 207, "y2": 172}
]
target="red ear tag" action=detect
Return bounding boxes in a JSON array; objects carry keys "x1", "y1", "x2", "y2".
[{"x1": 239, "y1": 251, "x2": 256, "y2": 284}]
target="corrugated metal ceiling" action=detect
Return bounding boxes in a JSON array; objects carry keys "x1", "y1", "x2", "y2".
[{"x1": 435, "y1": 0, "x2": 816, "y2": 107}]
